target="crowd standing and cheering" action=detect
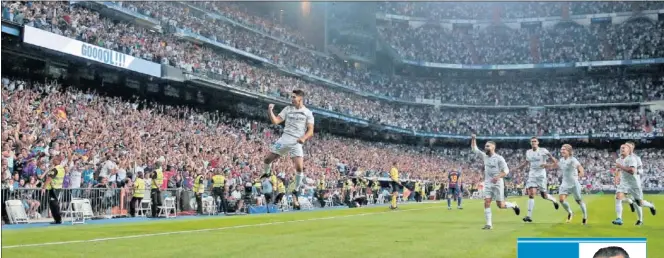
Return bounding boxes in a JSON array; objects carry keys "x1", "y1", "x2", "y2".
[{"x1": 1, "y1": 1, "x2": 664, "y2": 222}]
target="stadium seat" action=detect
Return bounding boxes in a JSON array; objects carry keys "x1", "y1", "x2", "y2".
[
  {"x1": 298, "y1": 197, "x2": 315, "y2": 210},
  {"x1": 278, "y1": 196, "x2": 290, "y2": 212},
  {"x1": 202, "y1": 196, "x2": 217, "y2": 215},
  {"x1": 5, "y1": 200, "x2": 29, "y2": 224},
  {"x1": 138, "y1": 191, "x2": 152, "y2": 217},
  {"x1": 158, "y1": 197, "x2": 177, "y2": 218},
  {"x1": 63, "y1": 198, "x2": 93, "y2": 224}
]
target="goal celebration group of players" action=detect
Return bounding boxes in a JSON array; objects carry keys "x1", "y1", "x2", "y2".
[{"x1": 262, "y1": 89, "x2": 656, "y2": 231}]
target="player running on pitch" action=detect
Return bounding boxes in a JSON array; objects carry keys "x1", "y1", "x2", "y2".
[
  {"x1": 263, "y1": 89, "x2": 314, "y2": 210},
  {"x1": 544, "y1": 144, "x2": 588, "y2": 225},
  {"x1": 613, "y1": 144, "x2": 651, "y2": 226},
  {"x1": 471, "y1": 134, "x2": 520, "y2": 230},
  {"x1": 447, "y1": 167, "x2": 463, "y2": 210},
  {"x1": 620, "y1": 142, "x2": 657, "y2": 218},
  {"x1": 517, "y1": 137, "x2": 559, "y2": 223}
]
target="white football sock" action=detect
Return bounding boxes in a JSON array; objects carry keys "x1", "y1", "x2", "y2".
[
  {"x1": 527, "y1": 198, "x2": 535, "y2": 217},
  {"x1": 545, "y1": 194, "x2": 558, "y2": 203},
  {"x1": 615, "y1": 199, "x2": 623, "y2": 219},
  {"x1": 484, "y1": 208, "x2": 492, "y2": 226},
  {"x1": 641, "y1": 200, "x2": 655, "y2": 209},
  {"x1": 579, "y1": 202, "x2": 588, "y2": 219},
  {"x1": 622, "y1": 198, "x2": 633, "y2": 204},
  {"x1": 636, "y1": 206, "x2": 643, "y2": 221},
  {"x1": 504, "y1": 201, "x2": 516, "y2": 209},
  {"x1": 562, "y1": 201, "x2": 573, "y2": 214}
]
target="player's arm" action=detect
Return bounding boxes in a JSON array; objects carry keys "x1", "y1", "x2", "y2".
[
  {"x1": 616, "y1": 158, "x2": 637, "y2": 175},
  {"x1": 544, "y1": 150, "x2": 558, "y2": 168},
  {"x1": 298, "y1": 115, "x2": 314, "y2": 144},
  {"x1": 470, "y1": 134, "x2": 486, "y2": 157},
  {"x1": 494, "y1": 157, "x2": 509, "y2": 182},
  {"x1": 516, "y1": 160, "x2": 528, "y2": 172},
  {"x1": 268, "y1": 104, "x2": 285, "y2": 125},
  {"x1": 576, "y1": 162, "x2": 584, "y2": 178}
]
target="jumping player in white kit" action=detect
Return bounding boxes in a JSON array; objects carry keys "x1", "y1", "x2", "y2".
[
  {"x1": 263, "y1": 90, "x2": 315, "y2": 209},
  {"x1": 471, "y1": 134, "x2": 521, "y2": 230},
  {"x1": 517, "y1": 137, "x2": 559, "y2": 223},
  {"x1": 544, "y1": 144, "x2": 588, "y2": 225}
]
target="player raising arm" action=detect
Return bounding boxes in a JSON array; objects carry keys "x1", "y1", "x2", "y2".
[
  {"x1": 263, "y1": 90, "x2": 314, "y2": 210},
  {"x1": 516, "y1": 137, "x2": 559, "y2": 223},
  {"x1": 471, "y1": 134, "x2": 520, "y2": 230},
  {"x1": 544, "y1": 144, "x2": 588, "y2": 225}
]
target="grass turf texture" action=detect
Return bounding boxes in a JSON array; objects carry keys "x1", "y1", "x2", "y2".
[{"x1": 2, "y1": 195, "x2": 661, "y2": 258}]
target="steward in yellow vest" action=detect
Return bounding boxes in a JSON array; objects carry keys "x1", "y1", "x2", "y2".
[
  {"x1": 211, "y1": 169, "x2": 227, "y2": 214},
  {"x1": 130, "y1": 172, "x2": 146, "y2": 217},
  {"x1": 150, "y1": 161, "x2": 164, "y2": 217},
  {"x1": 42, "y1": 157, "x2": 65, "y2": 224},
  {"x1": 193, "y1": 171, "x2": 205, "y2": 215}
]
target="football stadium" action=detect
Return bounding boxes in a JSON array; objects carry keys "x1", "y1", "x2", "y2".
[{"x1": 1, "y1": 1, "x2": 663, "y2": 258}]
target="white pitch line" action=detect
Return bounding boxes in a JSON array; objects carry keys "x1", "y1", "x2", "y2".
[{"x1": 2, "y1": 205, "x2": 441, "y2": 249}]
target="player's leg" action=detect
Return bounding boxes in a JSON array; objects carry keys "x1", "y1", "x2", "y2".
[
  {"x1": 622, "y1": 195, "x2": 635, "y2": 212},
  {"x1": 524, "y1": 184, "x2": 537, "y2": 222},
  {"x1": 559, "y1": 192, "x2": 574, "y2": 223},
  {"x1": 572, "y1": 183, "x2": 588, "y2": 225},
  {"x1": 495, "y1": 185, "x2": 520, "y2": 215},
  {"x1": 457, "y1": 186, "x2": 463, "y2": 209},
  {"x1": 640, "y1": 199, "x2": 657, "y2": 215},
  {"x1": 291, "y1": 156, "x2": 304, "y2": 209},
  {"x1": 613, "y1": 190, "x2": 626, "y2": 225},
  {"x1": 483, "y1": 196, "x2": 493, "y2": 230},
  {"x1": 631, "y1": 187, "x2": 645, "y2": 225},
  {"x1": 447, "y1": 188, "x2": 454, "y2": 210},
  {"x1": 538, "y1": 178, "x2": 559, "y2": 209},
  {"x1": 263, "y1": 152, "x2": 280, "y2": 176}
]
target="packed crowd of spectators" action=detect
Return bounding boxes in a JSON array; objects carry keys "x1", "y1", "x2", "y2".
[
  {"x1": 3, "y1": 1, "x2": 664, "y2": 135},
  {"x1": 379, "y1": 2, "x2": 664, "y2": 20},
  {"x1": 2, "y1": 79, "x2": 663, "y2": 207},
  {"x1": 379, "y1": 19, "x2": 664, "y2": 65}
]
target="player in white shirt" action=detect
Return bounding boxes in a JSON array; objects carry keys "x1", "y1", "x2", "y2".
[
  {"x1": 544, "y1": 144, "x2": 588, "y2": 225},
  {"x1": 612, "y1": 144, "x2": 652, "y2": 226},
  {"x1": 263, "y1": 90, "x2": 315, "y2": 209},
  {"x1": 623, "y1": 141, "x2": 657, "y2": 216},
  {"x1": 471, "y1": 134, "x2": 521, "y2": 230},
  {"x1": 517, "y1": 137, "x2": 559, "y2": 223}
]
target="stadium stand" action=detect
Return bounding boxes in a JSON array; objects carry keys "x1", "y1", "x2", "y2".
[{"x1": 1, "y1": 1, "x2": 663, "y2": 224}]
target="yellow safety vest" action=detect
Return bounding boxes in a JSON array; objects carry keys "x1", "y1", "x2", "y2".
[
  {"x1": 390, "y1": 167, "x2": 399, "y2": 182},
  {"x1": 373, "y1": 180, "x2": 380, "y2": 190},
  {"x1": 212, "y1": 175, "x2": 225, "y2": 188},
  {"x1": 47, "y1": 165, "x2": 65, "y2": 190},
  {"x1": 415, "y1": 182, "x2": 421, "y2": 192},
  {"x1": 270, "y1": 175, "x2": 277, "y2": 187},
  {"x1": 277, "y1": 181, "x2": 286, "y2": 193},
  {"x1": 152, "y1": 168, "x2": 163, "y2": 189},
  {"x1": 318, "y1": 178, "x2": 325, "y2": 190},
  {"x1": 193, "y1": 175, "x2": 204, "y2": 194},
  {"x1": 133, "y1": 178, "x2": 145, "y2": 198}
]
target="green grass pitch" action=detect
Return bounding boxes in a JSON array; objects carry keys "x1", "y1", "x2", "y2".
[{"x1": 2, "y1": 195, "x2": 661, "y2": 258}]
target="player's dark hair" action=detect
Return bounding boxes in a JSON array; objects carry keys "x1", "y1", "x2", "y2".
[
  {"x1": 486, "y1": 141, "x2": 496, "y2": 147},
  {"x1": 593, "y1": 246, "x2": 629, "y2": 258},
  {"x1": 530, "y1": 136, "x2": 538, "y2": 140},
  {"x1": 292, "y1": 89, "x2": 305, "y2": 97}
]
